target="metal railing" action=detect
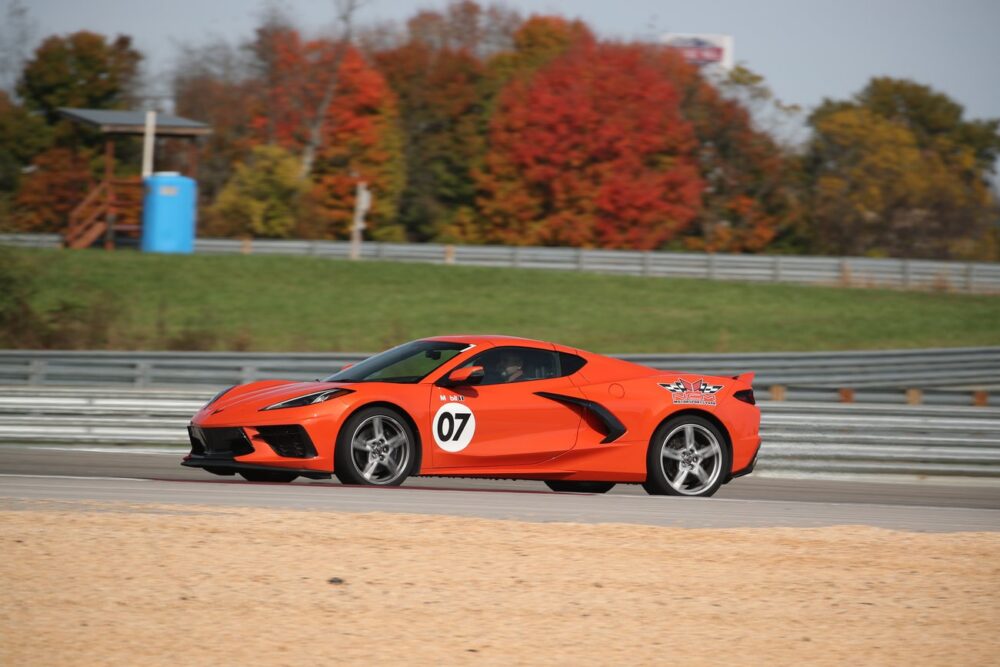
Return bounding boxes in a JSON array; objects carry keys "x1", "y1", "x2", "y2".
[
  {"x1": 1, "y1": 386, "x2": 997, "y2": 479},
  {"x1": 3, "y1": 233, "x2": 998, "y2": 293},
  {"x1": 197, "y1": 239, "x2": 1000, "y2": 293},
  {"x1": 0, "y1": 348, "x2": 995, "y2": 405}
]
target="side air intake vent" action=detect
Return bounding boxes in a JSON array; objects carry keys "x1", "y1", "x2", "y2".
[{"x1": 255, "y1": 425, "x2": 317, "y2": 458}]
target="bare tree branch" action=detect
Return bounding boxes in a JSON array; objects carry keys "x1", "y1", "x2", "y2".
[{"x1": 299, "y1": 0, "x2": 367, "y2": 180}]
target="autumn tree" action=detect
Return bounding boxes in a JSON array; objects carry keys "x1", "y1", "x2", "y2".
[
  {"x1": 11, "y1": 147, "x2": 93, "y2": 232},
  {"x1": 486, "y1": 14, "x2": 592, "y2": 86},
  {"x1": 17, "y1": 31, "x2": 141, "y2": 122},
  {"x1": 5, "y1": 30, "x2": 144, "y2": 233},
  {"x1": 655, "y1": 58, "x2": 804, "y2": 253},
  {"x1": 0, "y1": 90, "x2": 50, "y2": 220},
  {"x1": 804, "y1": 78, "x2": 999, "y2": 259},
  {"x1": 400, "y1": 0, "x2": 521, "y2": 56},
  {"x1": 246, "y1": 27, "x2": 404, "y2": 239},
  {"x1": 301, "y1": 47, "x2": 405, "y2": 240},
  {"x1": 209, "y1": 145, "x2": 308, "y2": 238},
  {"x1": 477, "y1": 42, "x2": 702, "y2": 248}
]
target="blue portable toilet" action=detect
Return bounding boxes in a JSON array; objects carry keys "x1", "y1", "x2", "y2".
[{"x1": 141, "y1": 172, "x2": 197, "y2": 253}]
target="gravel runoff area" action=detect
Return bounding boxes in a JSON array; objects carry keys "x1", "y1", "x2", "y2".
[{"x1": 1, "y1": 500, "x2": 998, "y2": 666}]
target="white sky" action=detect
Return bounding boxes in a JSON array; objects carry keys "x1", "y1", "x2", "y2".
[{"x1": 20, "y1": 0, "x2": 1000, "y2": 122}]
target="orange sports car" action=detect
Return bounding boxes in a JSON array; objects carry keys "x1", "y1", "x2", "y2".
[{"x1": 183, "y1": 335, "x2": 761, "y2": 497}]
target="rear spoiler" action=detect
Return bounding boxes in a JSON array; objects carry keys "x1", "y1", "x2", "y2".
[{"x1": 732, "y1": 372, "x2": 755, "y2": 386}]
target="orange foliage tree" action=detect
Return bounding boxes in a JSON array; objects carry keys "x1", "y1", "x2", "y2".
[
  {"x1": 248, "y1": 30, "x2": 404, "y2": 239},
  {"x1": 13, "y1": 148, "x2": 93, "y2": 232},
  {"x1": 477, "y1": 41, "x2": 702, "y2": 249}
]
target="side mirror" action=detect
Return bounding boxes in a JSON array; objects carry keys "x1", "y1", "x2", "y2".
[{"x1": 440, "y1": 365, "x2": 484, "y2": 387}]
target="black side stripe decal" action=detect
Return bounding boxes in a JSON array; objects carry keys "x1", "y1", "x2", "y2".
[{"x1": 534, "y1": 391, "x2": 627, "y2": 444}]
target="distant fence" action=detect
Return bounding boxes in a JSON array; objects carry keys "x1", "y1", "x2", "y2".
[
  {"x1": 1, "y1": 386, "x2": 997, "y2": 478},
  {"x1": 0, "y1": 348, "x2": 995, "y2": 406},
  {"x1": 3, "y1": 233, "x2": 998, "y2": 293}
]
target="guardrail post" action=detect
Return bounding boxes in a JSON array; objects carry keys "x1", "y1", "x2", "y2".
[
  {"x1": 376, "y1": 242, "x2": 386, "y2": 259},
  {"x1": 966, "y1": 263, "x2": 975, "y2": 293},
  {"x1": 905, "y1": 388, "x2": 922, "y2": 405},
  {"x1": 769, "y1": 385, "x2": 786, "y2": 401},
  {"x1": 902, "y1": 259, "x2": 912, "y2": 289},
  {"x1": 241, "y1": 365, "x2": 255, "y2": 384},
  {"x1": 134, "y1": 361, "x2": 151, "y2": 388},
  {"x1": 28, "y1": 359, "x2": 45, "y2": 385},
  {"x1": 512, "y1": 246, "x2": 521, "y2": 268},
  {"x1": 840, "y1": 258, "x2": 851, "y2": 287},
  {"x1": 641, "y1": 251, "x2": 651, "y2": 277},
  {"x1": 444, "y1": 245, "x2": 455, "y2": 265},
  {"x1": 773, "y1": 256, "x2": 782, "y2": 282},
  {"x1": 838, "y1": 388, "x2": 855, "y2": 403},
  {"x1": 576, "y1": 248, "x2": 585, "y2": 271},
  {"x1": 241, "y1": 237, "x2": 253, "y2": 255},
  {"x1": 973, "y1": 390, "x2": 988, "y2": 407},
  {"x1": 707, "y1": 253, "x2": 716, "y2": 279}
]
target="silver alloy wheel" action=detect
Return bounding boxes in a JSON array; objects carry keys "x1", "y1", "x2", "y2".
[
  {"x1": 658, "y1": 423, "x2": 723, "y2": 496},
  {"x1": 350, "y1": 415, "x2": 410, "y2": 485}
]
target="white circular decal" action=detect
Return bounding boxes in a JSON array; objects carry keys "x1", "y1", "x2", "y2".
[{"x1": 432, "y1": 402, "x2": 476, "y2": 452}]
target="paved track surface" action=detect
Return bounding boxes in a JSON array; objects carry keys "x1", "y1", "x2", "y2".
[{"x1": 1, "y1": 446, "x2": 998, "y2": 531}]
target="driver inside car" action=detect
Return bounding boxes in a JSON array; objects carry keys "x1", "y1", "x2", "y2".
[{"x1": 497, "y1": 351, "x2": 525, "y2": 383}]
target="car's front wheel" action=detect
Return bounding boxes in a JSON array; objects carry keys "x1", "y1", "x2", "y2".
[
  {"x1": 642, "y1": 416, "x2": 730, "y2": 497},
  {"x1": 335, "y1": 406, "x2": 417, "y2": 486},
  {"x1": 544, "y1": 480, "x2": 616, "y2": 494}
]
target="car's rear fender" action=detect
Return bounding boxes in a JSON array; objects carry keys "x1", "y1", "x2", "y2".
[{"x1": 649, "y1": 407, "x2": 733, "y2": 461}]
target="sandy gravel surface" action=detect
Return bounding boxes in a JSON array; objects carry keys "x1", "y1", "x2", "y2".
[{"x1": 1, "y1": 500, "x2": 998, "y2": 666}]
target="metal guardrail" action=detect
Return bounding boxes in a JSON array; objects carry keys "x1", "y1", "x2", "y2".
[
  {"x1": 0, "y1": 348, "x2": 995, "y2": 405},
  {"x1": 1, "y1": 386, "x2": 997, "y2": 478},
  {"x1": 2, "y1": 233, "x2": 998, "y2": 293},
  {"x1": 0, "y1": 233, "x2": 62, "y2": 248}
]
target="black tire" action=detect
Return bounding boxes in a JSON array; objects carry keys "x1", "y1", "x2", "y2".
[
  {"x1": 642, "y1": 415, "x2": 730, "y2": 498},
  {"x1": 239, "y1": 470, "x2": 299, "y2": 483},
  {"x1": 544, "y1": 480, "x2": 616, "y2": 494},
  {"x1": 334, "y1": 406, "x2": 417, "y2": 486}
]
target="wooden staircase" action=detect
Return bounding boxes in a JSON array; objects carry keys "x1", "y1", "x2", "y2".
[{"x1": 64, "y1": 178, "x2": 144, "y2": 249}]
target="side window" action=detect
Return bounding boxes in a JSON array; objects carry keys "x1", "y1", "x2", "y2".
[
  {"x1": 463, "y1": 346, "x2": 561, "y2": 386},
  {"x1": 559, "y1": 352, "x2": 587, "y2": 376}
]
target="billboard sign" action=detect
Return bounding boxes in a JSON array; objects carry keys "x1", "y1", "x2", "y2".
[{"x1": 662, "y1": 33, "x2": 734, "y2": 71}]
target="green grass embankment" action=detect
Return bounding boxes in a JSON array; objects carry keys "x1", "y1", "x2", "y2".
[{"x1": 3, "y1": 247, "x2": 998, "y2": 352}]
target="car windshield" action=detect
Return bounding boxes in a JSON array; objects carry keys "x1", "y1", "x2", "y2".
[{"x1": 324, "y1": 340, "x2": 470, "y2": 384}]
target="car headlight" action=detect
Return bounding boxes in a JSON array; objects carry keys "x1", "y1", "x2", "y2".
[
  {"x1": 203, "y1": 385, "x2": 236, "y2": 410},
  {"x1": 260, "y1": 388, "x2": 354, "y2": 411}
]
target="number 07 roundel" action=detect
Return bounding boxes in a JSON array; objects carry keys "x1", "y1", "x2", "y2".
[{"x1": 433, "y1": 402, "x2": 476, "y2": 452}]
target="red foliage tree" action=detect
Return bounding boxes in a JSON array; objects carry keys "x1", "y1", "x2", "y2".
[{"x1": 477, "y1": 42, "x2": 702, "y2": 249}]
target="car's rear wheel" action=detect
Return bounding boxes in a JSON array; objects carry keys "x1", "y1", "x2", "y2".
[
  {"x1": 642, "y1": 416, "x2": 730, "y2": 497},
  {"x1": 335, "y1": 406, "x2": 416, "y2": 486},
  {"x1": 544, "y1": 480, "x2": 616, "y2": 494},
  {"x1": 239, "y1": 470, "x2": 299, "y2": 483}
]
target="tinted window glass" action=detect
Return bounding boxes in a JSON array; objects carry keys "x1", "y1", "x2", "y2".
[
  {"x1": 325, "y1": 340, "x2": 469, "y2": 384},
  {"x1": 461, "y1": 346, "x2": 561, "y2": 386},
  {"x1": 559, "y1": 352, "x2": 587, "y2": 376}
]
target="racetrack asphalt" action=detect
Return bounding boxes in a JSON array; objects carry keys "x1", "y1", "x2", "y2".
[{"x1": 1, "y1": 445, "x2": 998, "y2": 532}]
